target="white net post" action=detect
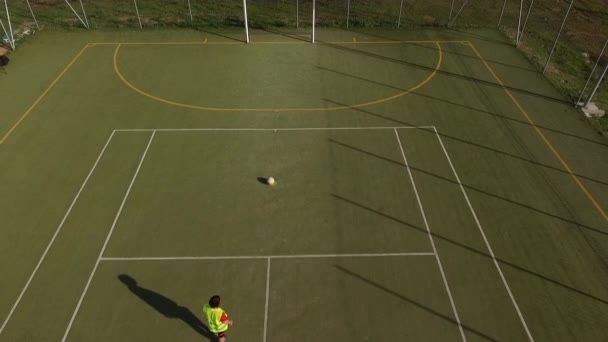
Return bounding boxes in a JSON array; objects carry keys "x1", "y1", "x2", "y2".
[
  {"x1": 497, "y1": 0, "x2": 507, "y2": 28},
  {"x1": 26, "y1": 0, "x2": 39, "y2": 30},
  {"x1": 63, "y1": 0, "x2": 88, "y2": 28},
  {"x1": 517, "y1": 0, "x2": 535, "y2": 46},
  {"x1": 576, "y1": 37, "x2": 608, "y2": 106},
  {"x1": 133, "y1": 0, "x2": 142, "y2": 29},
  {"x1": 243, "y1": 0, "x2": 250, "y2": 43},
  {"x1": 312, "y1": 0, "x2": 316, "y2": 43},
  {"x1": 187, "y1": 0, "x2": 193, "y2": 23},
  {"x1": 346, "y1": 0, "x2": 350, "y2": 29},
  {"x1": 3, "y1": 0, "x2": 14, "y2": 49},
  {"x1": 398, "y1": 0, "x2": 404, "y2": 28},
  {"x1": 78, "y1": 0, "x2": 89, "y2": 28},
  {"x1": 543, "y1": 0, "x2": 574, "y2": 74}
]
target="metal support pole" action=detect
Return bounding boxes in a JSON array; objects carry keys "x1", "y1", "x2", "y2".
[
  {"x1": 398, "y1": 0, "x2": 404, "y2": 28},
  {"x1": 584, "y1": 63, "x2": 608, "y2": 108},
  {"x1": 543, "y1": 0, "x2": 574, "y2": 74},
  {"x1": 448, "y1": 0, "x2": 455, "y2": 22},
  {"x1": 78, "y1": 0, "x2": 89, "y2": 28},
  {"x1": 312, "y1": 0, "x2": 316, "y2": 43},
  {"x1": 63, "y1": 0, "x2": 88, "y2": 28},
  {"x1": 26, "y1": 0, "x2": 39, "y2": 30},
  {"x1": 346, "y1": 0, "x2": 350, "y2": 29},
  {"x1": 0, "y1": 19, "x2": 11, "y2": 50},
  {"x1": 497, "y1": 0, "x2": 507, "y2": 28},
  {"x1": 242, "y1": 0, "x2": 250, "y2": 43},
  {"x1": 187, "y1": 0, "x2": 193, "y2": 23},
  {"x1": 296, "y1": 0, "x2": 299, "y2": 28},
  {"x1": 518, "y1": 0, "x2": 535, "y2": 46},
  {"x1": 577, "y1": 37, "x2": 608, "y2": 106},
  {"x1": 516, "y1": 0, "x2": 523, "y2": 43},
  {"x1": 448, "y1": 0, "x2": 469, "y2": 28},
  {"x1": 133, "y1": 0, "x2": 142, "y2": 29},
  {"x1": 3, "y1": 0, "x2": 14, "y2": 49}
]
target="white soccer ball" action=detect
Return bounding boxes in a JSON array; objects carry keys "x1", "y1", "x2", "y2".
[{"x1": 267, "y1": 177, "x2": 276, "y2": 186}]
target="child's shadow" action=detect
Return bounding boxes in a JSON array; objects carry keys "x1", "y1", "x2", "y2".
[{"x1": 118, "y1": 274, "x2": 214, "y2": 340}]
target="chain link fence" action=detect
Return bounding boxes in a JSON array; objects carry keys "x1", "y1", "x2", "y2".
[{"x1": 1, "y1": 0, "x2": 607, "y2": 132}]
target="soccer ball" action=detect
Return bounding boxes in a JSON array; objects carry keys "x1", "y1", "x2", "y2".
[{"x1": 267, "y1": 177, "x2": 276, "y2": 186}]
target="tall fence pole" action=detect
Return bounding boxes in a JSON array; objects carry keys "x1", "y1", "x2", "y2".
[
  {"x1": 448, "y1": 0, "x2": 469, "y2": 28},
  {"x1": 312, "y1": 0, "x2": 316, "y2": 43},
  {"x1": 346, "y1": 0, "x2": 350, "y2": 29},
  {"x1": 186, "y1": 0, "x2": 193, "y2": 23},
  {"x1": 26, "y1": 0, "x2": 39, "y2": 29},
  {"x1": 517, "y1": 0, "x2": 535, "y2": 46},
  {"x1": 296, "y1": 0, "x2": 299, "y2": 28},
  {"x1": 448, "y1": 0, "x2": 455, "y2": 22},
  {"x1": 242, "y1": 0, "x2": 250, "y2": 43},
  {"x1": 497, "y1": 0, "x2": 507, "y2": 28},
  {"x1": 398, "y1": 0, "x2": 404, "y2": 28},
  {"x1": 3, "y1": 0, "x2": 14, "y2": 49},
  {"x1": 516, "y1": 0, "x2": 523, "y2": 43},
  {"x1": 63, "y1": 0, "x2": 88, "y2": 28},
  {"x1": 133, "y1": 0, "x2": 142, "y2": 29},
  {"x1": 78, "y1": 0, "x2": 89, "y2": 28},
  {"x1": 584, "y1": 63, "x2": 608, "y2": 108},
  {"x1": 577, "y1": 37, "x2": 608, "y2": 106},
  {"x1": 543, "y1": 0, "x2": 574, "y2": 74}
]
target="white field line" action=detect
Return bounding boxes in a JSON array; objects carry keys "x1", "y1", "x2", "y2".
[
  {"x1": 114, "y1": 126, "x2": 436, "y2": 132},
  {"x1": 100, "y1": 252, "x2": 435, "y2": 261},
  {"x1": 432, "y1": 127, "x2": 534, "y2": 342},
  {"x1": 263, "y1": 258, "x2": 271, "y2": 342},
  {"x1": 61, "y1": 130, "x2": 157, "y2": 342},
  {"x1": 394, "y1": 128, "x2": 467, "y2": 342},
  {"x1": 0, "y1": 131, "x2": 117, "y2": 336}
]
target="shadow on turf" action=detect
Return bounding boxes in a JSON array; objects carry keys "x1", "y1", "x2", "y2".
[
  {"x1": 330, "y1": 194, "x2": 608, "y2": 307},
  {"x1": 118, "y1": 274, "x2": 215, "y2": 340},
  {"x1": 263, "y1": 27, "x2": 573, "y2": 105},
  {"x1": 333, "y1": 265, "x2": 499, "y2": 341}
]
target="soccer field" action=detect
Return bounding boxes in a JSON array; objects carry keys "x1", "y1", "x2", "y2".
[{"x1": 0, "y1": 28, "x2": 607, "y2": 341}]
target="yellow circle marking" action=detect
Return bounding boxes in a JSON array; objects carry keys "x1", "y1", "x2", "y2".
[{"x1": 113, "y1": 42, "x2": 443, "y2": 112}]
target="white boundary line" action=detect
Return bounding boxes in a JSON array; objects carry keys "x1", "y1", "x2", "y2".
[
  {"x1": 432, "y1": 127, "x2": 534, "y2": 341},
  {"x1": 394, "y1": 128, "x2": 467, "y2": 342},
  {"x1": 100, "y1": 252, "x2": 435, "y2": 261},
  {"x1": 263, "y1": 258, "x2": 271, "y2": 342},
  {"x1": 61, "y1": 130, "x2": 157, "y2": 342},
  {"x1": 0, "y1": 131, "x2": 116, "y2": 337},
  {"x1": 114, "y1": 126, "x2": 435, "y2": 132}
]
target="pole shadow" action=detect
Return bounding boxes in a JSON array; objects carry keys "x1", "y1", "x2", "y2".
[
  {"x1": 118, "y1": 274, "x2": 214, "y2": 340},
  {"x1": 333, "y1": 265, "x2": 499, "y2": 341}
]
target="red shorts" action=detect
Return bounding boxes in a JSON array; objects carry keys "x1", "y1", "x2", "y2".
[{"x1": 217, "y1": 332, "x2": 226, "y2": 338}]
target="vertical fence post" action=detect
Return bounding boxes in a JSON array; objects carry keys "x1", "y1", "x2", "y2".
[
  {"x1": 584, "y1": 63, "x2": 608, "y2": 108},
  {"x1": 398, "y1": 0, "x2": 404, "y2": 28},
  {"x1": 296, "y1": 0, "x2": 299, "y2": 28},
  {"x1": 3, "y1": 0, "x2": 14, "y2": 49},
  {"x1": 63, "y1": 0, "x2": 88, "y2": 28},
  {"x1": 543, "y1": 0, "x2": 574, "y2": 74},
  {"x1": 346, "y1": 0, "x2": 350, "y2": 29},
  {"x1": 26, "y1": 0, "x2": 39, "y2": 29},
  {"x1": 518, "y1": 0, "x2": 535, "y2": 46},
  {"x1": 78, "y1": 0, "x2": 89, "y2": 28},
  {"x1": 448, "y1": 0, "x2": 469, "y2": 28},
  {"x1": 133, "y1": 0, "x2": 143, "y2": 29},
  {"x1": 243, "y1": 0, "x2": 250, "y2": 43},
  {"x1": 187, "y1": 0, "x2": 193, "y2": 23},
  {"x1": 312, "y1": 0, "x2": 316, "y2": 43},
  {"x1": 448, "y1": 0, "x2": 455, "y2": 22},
  {"x1": 577, "y1": 37, "x2": 608, "y2": 106},
  {"x1": 516, "y1": 0, "x2": 523, "y2": 43},
  {"x1": 497, "y1": 0, "x2": 507, "y2": 28}
]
